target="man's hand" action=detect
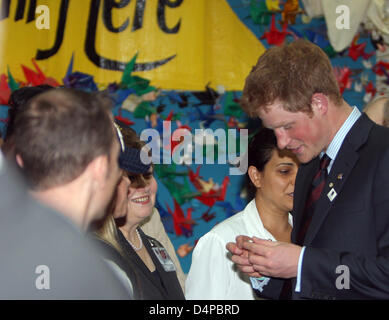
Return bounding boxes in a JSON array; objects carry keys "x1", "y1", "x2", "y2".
[
  {"x1": 226, "y1": 235, "x2": 263, "y2": 278},
  {"x1": 243, "y1": 237, "x2": 302, "y2": 278}
]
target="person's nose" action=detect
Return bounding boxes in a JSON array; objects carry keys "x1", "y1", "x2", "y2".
[
  {"x1": 290, "y1": 171, "x2": 296, "y2": 188},
  {"x1": 274, "y1": 129, "x2": 291, "y2": 150}
]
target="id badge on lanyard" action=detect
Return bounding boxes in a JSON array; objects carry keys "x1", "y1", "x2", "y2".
[{"x1": 149, "y1": 239, "x2": 176, "y2": 272}]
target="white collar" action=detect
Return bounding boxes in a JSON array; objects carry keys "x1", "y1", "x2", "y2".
[{"x1": 243, "y1": 199, "x2": 292, "y2": 241}]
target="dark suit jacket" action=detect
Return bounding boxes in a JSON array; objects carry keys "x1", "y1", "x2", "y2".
[
  {"x1": 257, "y1": 114, "x2": 389, "y2": 300},
  {"x1": 93, "y1": 236, "x2": 140, "y2": 298},
  {"x1": 117, "y1": 228, "x2": 185, "y2": 300}
]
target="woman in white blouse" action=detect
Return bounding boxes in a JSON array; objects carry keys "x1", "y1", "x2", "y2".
[{"x1": 185, "y1": 128, "x2": 299, "y2": 300}]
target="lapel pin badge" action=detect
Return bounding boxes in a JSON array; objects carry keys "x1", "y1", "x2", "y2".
[
  {"x1": 337, "y1": 173, "x2": 343, "y2": 180},
  {"x1": 327, "y1": 188, "x2": 337, "y2": 202}
]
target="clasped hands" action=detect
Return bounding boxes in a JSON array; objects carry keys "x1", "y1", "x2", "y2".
[{"x1": 226, "y1": 235, "x2": 302, "y2": 279}]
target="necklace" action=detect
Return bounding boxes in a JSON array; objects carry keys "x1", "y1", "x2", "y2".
[{"x1": 127, "y1": 228, "x2": 143, "y2": 251}]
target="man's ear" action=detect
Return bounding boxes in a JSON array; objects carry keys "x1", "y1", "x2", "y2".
[
  {"x1": 248, "y1": 165, "x2": 262, "y2": 188},
  {"x1": 311, "y1": 93, "x2": 329, "y2": 116},
  {"x1": 15, "y1": 154, "x2": 24, "y2": 168},
  {"x1": 88, "y1": 155, "x2": 109, "y2": 188}
]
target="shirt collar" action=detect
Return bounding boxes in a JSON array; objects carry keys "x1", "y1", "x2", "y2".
[{"x1": 321, "y1": 106, "x2": 361, "y2": 161}]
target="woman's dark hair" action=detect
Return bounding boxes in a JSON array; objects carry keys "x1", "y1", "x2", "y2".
[
  {"x1": 120, "y1": 125, "x2": 144, "y2": 151},
  {"x1": 248, "y1": 128, "x2": 278, "y2": 171},
  {"x1": 246, "y1": 128, "x2": 278, "y2": 198}
]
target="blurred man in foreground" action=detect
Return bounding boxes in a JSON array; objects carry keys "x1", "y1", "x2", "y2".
[{"x1": 0, "y1": 88, "x2": 131, "y2": 299}]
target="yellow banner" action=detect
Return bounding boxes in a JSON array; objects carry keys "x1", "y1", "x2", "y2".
[{"x1": 0, "y1": 0, "x2": 265, "y2": 90}]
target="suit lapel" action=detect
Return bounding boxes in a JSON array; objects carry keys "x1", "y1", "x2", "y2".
[{"x1": 304, "y1": 142, "x2": 359, "y2": 245}]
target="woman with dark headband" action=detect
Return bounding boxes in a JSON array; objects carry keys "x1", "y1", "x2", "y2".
[
  {"x1": 185, "y1": 128, "x2": 299, "y2": 300},
  {"x1": 95, "y1": 125, "x2": 184, "y2": 300}
]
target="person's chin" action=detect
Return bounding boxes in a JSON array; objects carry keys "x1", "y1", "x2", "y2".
[
  {"x1": 134, "y1": 203, "x2": 154, "y2": 216},
  {"x1": 285, "y1": 201, "x2": 293, "y2": 212},
  {"x1": 296, "y1": 150, "x2": 314, "y2": 164},
  {"x1": 289, "y1": 146, "x2": 306, "y2": 161}
]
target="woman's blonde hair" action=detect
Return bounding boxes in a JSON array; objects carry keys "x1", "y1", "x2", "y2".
[{"x1": 94, "y1": 214, "x2": 123, "y2": 255}]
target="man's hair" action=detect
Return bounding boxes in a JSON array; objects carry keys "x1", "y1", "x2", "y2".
[
  {"x1": 241, "y1": 39, "x2": 342, "y2": 117},
  {"x1": 13, "y1": 88, "x2": 115, "y2": 190},
  {"x1": 2, "y1": 85, "x2": 53, "y2": 156}
]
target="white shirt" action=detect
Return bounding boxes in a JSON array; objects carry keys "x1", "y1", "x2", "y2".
[{"x1": 185, "y1": 199, "x2": 293, "y2": 300}]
